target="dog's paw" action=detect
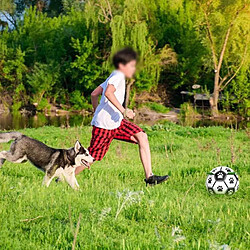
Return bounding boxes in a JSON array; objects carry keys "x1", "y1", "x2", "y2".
[
  {"x1": 55, "y1": 177, "x2": 65, "y2": 183},
  {"x1": 0, "y1": 158, "x2": 5, "y2": 167},
  {"x1": 73, "y1": 186, "x2": 80, "y2": 191}
]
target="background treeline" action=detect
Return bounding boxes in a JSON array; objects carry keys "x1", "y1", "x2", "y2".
[{"x1": 0, "y1": 0, "x2": 249, "y2": 115}]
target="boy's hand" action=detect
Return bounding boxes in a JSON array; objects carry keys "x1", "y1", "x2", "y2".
[{"x1": 123, "y1": 108, "x2": 135, "y2": 119}]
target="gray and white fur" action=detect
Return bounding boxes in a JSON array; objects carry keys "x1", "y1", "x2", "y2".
[{"x1": 0, "y1": 132, "x2": 94, "y2": 189}]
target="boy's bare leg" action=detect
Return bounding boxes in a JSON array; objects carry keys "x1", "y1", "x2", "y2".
[
  {"x1": 75, "y1": 164, "x2": 91, "y2": 175},
  {"x1": 132, "y1": 132, "x2": 153, "y2": 179},
  {"x1": 75, "y1": 132, "x2": 152, "y2": 178}
]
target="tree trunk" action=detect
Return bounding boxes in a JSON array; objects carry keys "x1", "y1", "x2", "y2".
[
  {"x1": 125, "y1": 79, "x2": 135, "y2": 108},
  {"x1": 210, "y1": 71, "x2": 220, "y2": 116},
  {"x1": 202, "y1": 4, "x2": 247, "y2": 117}
]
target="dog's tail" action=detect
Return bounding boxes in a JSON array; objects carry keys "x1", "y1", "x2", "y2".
[{"x1": 0, "y1": 132, "x2": 23, "y2": 143}]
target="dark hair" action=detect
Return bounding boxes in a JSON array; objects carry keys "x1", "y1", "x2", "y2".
[{"x1": 112, "y1": 47, "x2": 137, "y2": 69}]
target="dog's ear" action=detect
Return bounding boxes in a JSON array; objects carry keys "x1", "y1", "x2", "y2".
[{"x1": 74, "y1": 140, "x2": 81, "y2": 153}]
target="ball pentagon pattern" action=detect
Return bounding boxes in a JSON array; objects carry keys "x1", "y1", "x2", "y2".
[{"x1": 206, "y1": 166, "x2": 239, "y2": 195}]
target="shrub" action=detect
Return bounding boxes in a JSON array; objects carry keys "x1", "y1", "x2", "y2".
[
  {"x1": 69, "y1": 90, "x2": 92, "y2": 110},
  {"x1": 143, "y1": 102, "x2": 170, "y2": 113},
  {"x1": 27, "y1": 62, "x2": 59, "y2": 107},
  {"x1": 37, "y1": 98, "x2": 51, "y2": 111},
  {"x1": 180, "y1": 102, "x2": 198, "y2": 117}
]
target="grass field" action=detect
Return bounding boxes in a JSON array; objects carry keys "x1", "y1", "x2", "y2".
[{"x1": 0, "y1": 123, "x2": 249, "y2": 249}]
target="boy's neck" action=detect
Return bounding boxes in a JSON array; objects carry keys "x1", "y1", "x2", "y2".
[{"x1": 114, "y1": 69, "x2": 126, "y2": 77}]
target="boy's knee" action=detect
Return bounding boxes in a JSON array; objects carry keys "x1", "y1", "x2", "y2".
[{"x1": 135, "y1": 132, "x2": 148, "y2": 144}]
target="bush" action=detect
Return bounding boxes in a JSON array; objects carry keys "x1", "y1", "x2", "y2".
[
  {"x1": 27, "y1": 62, "x2": 59, "y2": 107},
  {"x1": 37, "y1": 98, "x2": 51, "y2": 111},
  {"x1": 69, "y1": 90, "x2": 92, "y2": 110},
  {"x1": 142, "y1": 102, "x2": 170, "y2": 113},
  {"x1": 180, "y1": 102, "x2": 198, "y2": 117}
]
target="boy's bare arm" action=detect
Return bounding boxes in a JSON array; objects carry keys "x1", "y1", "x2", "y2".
[
  {"x1": 91, "y1": 86, "x2": 103, "y2": 112},
  {"x1": 105, "y1": 84, "x2": 135, "y2": 119}
]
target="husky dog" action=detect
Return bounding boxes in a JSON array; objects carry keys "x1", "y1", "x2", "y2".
[{"x1": 0, "y1": 132, "x2": 94, "y2": 189}]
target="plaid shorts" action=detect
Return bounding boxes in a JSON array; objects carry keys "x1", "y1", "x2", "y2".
[{"x1": 88, "y1": 119, "x2": 144, "y2": 161}]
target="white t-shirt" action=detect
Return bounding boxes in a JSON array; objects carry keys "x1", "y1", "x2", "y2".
[{"x1": 91, "y1": 70, "x2": 126, "y2": 129}]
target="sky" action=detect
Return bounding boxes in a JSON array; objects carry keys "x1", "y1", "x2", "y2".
[{"x1": 0, "y1": 12, "x2": 15, "y2": 29}]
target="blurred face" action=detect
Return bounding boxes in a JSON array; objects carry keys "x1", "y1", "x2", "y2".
[{"x1": 118, "y1": 60, "x2": 136, "y2": 78}]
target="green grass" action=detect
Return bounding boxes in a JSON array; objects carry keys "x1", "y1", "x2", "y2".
[
  {"x1": 141, "y1": 102, "x2": 170, "y2": 113},
  {"x1": 0, "y1": 123, "x2": 249, "y2": 249}
]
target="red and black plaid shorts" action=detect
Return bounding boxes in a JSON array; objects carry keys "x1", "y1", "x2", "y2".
[{"x1": 88, "y1": 119, "x2": 144, "y2": 161}]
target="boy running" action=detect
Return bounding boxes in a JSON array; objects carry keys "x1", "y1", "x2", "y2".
[{"x1": 75, "y1": 48, "x2": 169, "y2": 186}]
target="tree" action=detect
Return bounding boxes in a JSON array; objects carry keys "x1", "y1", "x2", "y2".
[
  {"x1": 0, "y1": 0, "x2": 17, "y2": 29},
  {"x1": 148, "y1": 0, "x2": 208, "y2": 107},
  {"x1": 85, "y1": 0, "x2": 176, "y2": 103},
  {"x1": 197, "y1": 0, "x2": 250, "y2": 116},
  {"x1": 26, "y1": 62, "x2": 59, "y2": 108},
  {"x1": 0, "y1": 0, "x2": 15, "y2": 13}
]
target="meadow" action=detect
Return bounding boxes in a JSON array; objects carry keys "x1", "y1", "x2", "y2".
[{"x1": 0, "y1": 123, "x2": 249, "y2": 249}]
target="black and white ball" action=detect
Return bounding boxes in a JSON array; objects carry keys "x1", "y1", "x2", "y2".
[{"x1": 206, "y1": 166, "x2": 239, "y2": 195}]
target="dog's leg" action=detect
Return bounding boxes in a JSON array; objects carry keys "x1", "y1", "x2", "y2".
[
  {"x1": 42, "y1": 174, "x2": 53, "y2": 187},
  {"x1": 0, "y1": 149, "x2": 27, "y2": 164},
  {"x1": 43, "y1": 168, "x2": 63, "y2": 187},
  {"x1": 0, "y1": 141, "x2": 27, "y2": 167},
  {"x1": 71, "y1": 171, "x2": 79, "y2": 189},
  {"x1": 54, "y1": 168, "x2": 65, "y2": 183},
  {"x1": 74, "y1": 173, "x2": 80, "y2": 188},
  {"x1": 63, "y1": 167, "x2": 79, "y2": 190},
  {"x1": 54, "y1": 167, "x2": 65, "y2": 183},
  {"x1": 0, "y1": 157, "x2": 6, "y2": 168},
  {"x1": 0, "y1": 150, "x2": 7, "y2": 167},
  {"x1": 0, "y1": 151, "x2": 7, "y2": 164},
  {"x1": 42, "y1": 152, "x2": 61, "y2": 187}
]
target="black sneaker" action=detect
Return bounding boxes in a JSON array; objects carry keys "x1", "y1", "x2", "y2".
[{"x1": 144, "y1": 175, "x2": 169, "y2": 186}]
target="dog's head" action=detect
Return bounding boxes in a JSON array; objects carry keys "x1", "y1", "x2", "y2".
[{"x1": 72, "y1": 141, "x2": 94, "y2": 168}]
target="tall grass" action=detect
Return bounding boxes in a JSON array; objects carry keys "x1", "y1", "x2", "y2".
[
  {"x1": 141, "y1": 102, "x2": 170, "y2": 113},
  {"x1": 0, "y1": 123, "x2": 249, "y2": 249}
]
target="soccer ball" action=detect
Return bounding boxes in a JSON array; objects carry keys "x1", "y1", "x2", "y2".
[{"x1": 206, "y1": 166, "x2": 239, "y2": 195}]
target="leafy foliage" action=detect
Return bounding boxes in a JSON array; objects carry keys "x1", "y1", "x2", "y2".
[
  {"x1": 26, "y1": 62, "x2": 60, "y2": 111},
  {"x1": 0, "y1": 1, "x2": 249, "y2": 115},
  {"x1": 69, "y1": 90, "x2": 92, "y2": 110},
  {"x1": 69, "y1": 37, "x2": 101, "y2": 93},
  {"x1": 142, "y1": 102, "x2": 170, "y2": 113}
]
